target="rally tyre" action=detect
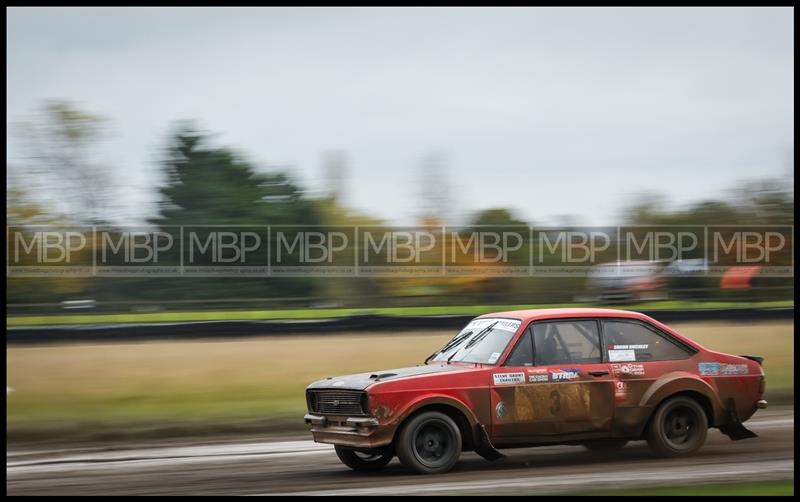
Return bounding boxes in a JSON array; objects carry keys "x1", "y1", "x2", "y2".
[
  {"x1": 396, "y1": 411, "x2": 462, "y2": 474},
  {"x1": 334, "y1": 445, "x2": 394, "y2": 472},
  {"x1": 646, "y1": 396, "x2": 708, "y2": 457},
  {"x1": 583, "y1": 439, "x2": 629, "y2": 452}
]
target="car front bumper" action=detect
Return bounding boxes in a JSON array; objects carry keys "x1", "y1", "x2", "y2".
[{"x1": 304, "y1": 413, "x2": 395, "y2": 449}]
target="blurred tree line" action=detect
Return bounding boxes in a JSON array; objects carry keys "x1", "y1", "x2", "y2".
[{"x1": 6, "y1": 102, "x2": 794, "y2": 309}]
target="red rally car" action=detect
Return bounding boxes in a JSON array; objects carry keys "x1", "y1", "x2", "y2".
[{"x1": 304, "y1": 308, "x2": 767, "y2": 474}]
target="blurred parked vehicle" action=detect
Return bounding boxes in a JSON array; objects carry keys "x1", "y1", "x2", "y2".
[
  {"x1": 663, "y1": 259, "x2": 713, "y2": 299},
  {"x1": 585, "y1": 261, "x2": 667, "y2": 303},
  {"x1": 720, "y1": 266, "x2": 763, "y2": 290}
]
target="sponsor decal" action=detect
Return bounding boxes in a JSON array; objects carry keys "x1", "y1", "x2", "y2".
[
  {"x1": 550, "y1": 368, "x2": 581, "y2": 381},
  {"x1": 466, "y1": 318, "x2": 521, "y2": 333},
  {"x1": 528, "y1": 373, "x2": 549, "y2": 383},
  {"x1": 699, "y1": 362, "x2": 748, "y2": 376},
  {"x1": 698, "y1": 362, "x2": 721, "y2": 375},
  {"x1": 614, "y1": 380, "x2": 628, "y2": 399},
  {"x1": 495, "y1": 401, "x2": 507, "y2": 418},
  {"x1": 611, "y1": 363, "x2": 646, "y2": 376},
  {"x1": 463, "y1": 319, "x2": 494, "y2": 331},
  {"x1": 610, "y1": 344, "x2": 648, "y2": 350},
  {"x1": 487, "y1": 352, "x2": 501, "y2": 364},
  {"x1": 721, "y1": 363, "x2": 748, "y2": 375},
  {"x1": 493, "y1": 372, "x2": 525, "y2": 385},
  {"x1": 493, "y1": 319, "x2": 522, "y2": 332},
  {"x1": 608, "y1": 349, "x2": 636, "y2": 362}
]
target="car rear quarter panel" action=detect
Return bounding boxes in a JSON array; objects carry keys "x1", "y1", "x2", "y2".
[
  {"x1": 625, "y1": 317, "x2": 764, "y2": 427},
  {"x1": 696, "y1": 351, "x2": 765, "y2": 423},
  {"x1": 628, "y1": 353, "x2": 763, "y2": 433}
]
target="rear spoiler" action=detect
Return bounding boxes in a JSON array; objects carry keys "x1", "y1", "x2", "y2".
[{"x1": 740, "y1": 355, "x2": 764, "y2": 366}]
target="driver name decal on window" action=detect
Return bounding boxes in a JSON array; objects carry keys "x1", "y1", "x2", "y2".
[
  {"x1": 608, "y1": 349, "x2": 636, "y2": 362},
  {"x1": 603, "y1": 321, "x2": 691, "y2": 362},
  {"x1": 493, "y1": 372, "x2": 524, "y2": 385}
]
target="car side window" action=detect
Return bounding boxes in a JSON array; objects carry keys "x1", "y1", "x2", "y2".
[
  {"x1": 603, "y1": 320, "x2": 692, "y2": 362},
  {"x1": 532, "y1": 320, "x2": 601, "y2": 366},
  {"x1": 505, "y1": 327, "x2": 534, "y2": 366}
]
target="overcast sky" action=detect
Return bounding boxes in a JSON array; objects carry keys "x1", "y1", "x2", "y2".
[{"x1": 6, "y1": 7, "x2": 794, "y2": 226}]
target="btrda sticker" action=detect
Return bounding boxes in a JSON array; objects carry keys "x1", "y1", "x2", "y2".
[{"x1": 550, "y1": 368, "x2": 580, "y2": 381}]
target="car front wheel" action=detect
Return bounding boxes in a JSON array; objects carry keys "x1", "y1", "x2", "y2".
[
  {"x1": 334, "y1": 445, "x2": 394, "y2": 472},
  {"x1": 646, "y1": 396, "x2": 708, "y2": 457},
  {"x1": 396, "y1": 411, "x2": 462, "y2": 474}
]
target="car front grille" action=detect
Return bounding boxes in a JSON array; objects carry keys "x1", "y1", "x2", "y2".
[{"x1": 307, "y1": 389, "x2": 367, "y2": 416}]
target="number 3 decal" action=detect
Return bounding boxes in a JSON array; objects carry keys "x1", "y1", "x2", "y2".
[{"x1": 549, "y1": 390, "x2": 561, "y2": 415}]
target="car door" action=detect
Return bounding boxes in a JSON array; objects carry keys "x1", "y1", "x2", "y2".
[
  {"x1": 602, "y1": 318, "x2": 697, "y2": 432},
  {"x1": 491, "y1": 318, "x2": 615, "y2": 440}
]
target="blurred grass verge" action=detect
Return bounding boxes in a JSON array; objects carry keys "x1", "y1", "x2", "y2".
[
  {"x1": 558, "y1": 479, "x2": 793, "y2": 496},
  {"x1": 6, "y1": 299, "x2": 793, "y2": 326},
  {"x1": 7, "y1": 321, "x2": 792, "y2": 447}
]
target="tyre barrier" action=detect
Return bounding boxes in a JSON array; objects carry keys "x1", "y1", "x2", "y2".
[{"x1": 6, "y1": 307, "x2": 793, "y2": 344}]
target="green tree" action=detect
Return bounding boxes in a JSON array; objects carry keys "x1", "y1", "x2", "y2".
[
  {"x1": 469, "y1": 208, "x2": 528, "y2": 228},
  {"x1": 153, "y1": 128, "x2": 318, "y2": 226},
  {"x1": 143, "y1": 126, "x2": 323, "y2": 302}
]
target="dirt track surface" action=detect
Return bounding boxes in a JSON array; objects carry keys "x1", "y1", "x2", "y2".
[{"x1": 6, "y1": 407, "x2": 793, "y2": 495}]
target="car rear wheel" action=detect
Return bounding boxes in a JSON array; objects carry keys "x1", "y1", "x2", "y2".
[
  {"x1": 396, "y1": 411, "x2": 462, "y2": 474},
  {"x1": 334, "y1": 445, "x2": 394, "y2": 472},
  {"x1": 583, "y1": 439, "x2": 629, "y2": 452},
  {"x1": 646, "y1": 396, "x2": 708, "y2": 457}
]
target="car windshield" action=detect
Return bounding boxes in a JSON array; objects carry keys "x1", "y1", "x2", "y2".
[{"x1": 430, "y1": 318, "x2": 521, "y2": 365}]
